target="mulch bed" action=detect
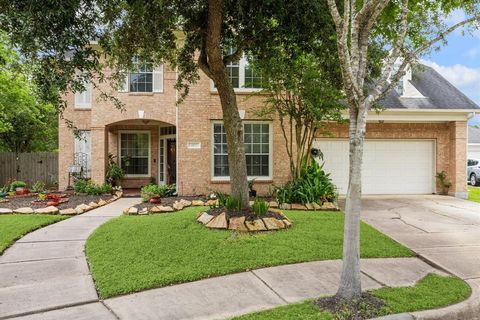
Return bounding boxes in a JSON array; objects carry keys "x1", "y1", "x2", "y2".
[
  {"x1": 207, "y1": 207, "x2": 284, "y2": 221},
  {"x1": 315, "y1": 293, "x2": 384, "y2": 320},
  {"x1": 133, "y1": 196, "x2": 205, "y2": 211},
  {"x1": 0, "y1": 191, "x2": 113, "y2": 210}
]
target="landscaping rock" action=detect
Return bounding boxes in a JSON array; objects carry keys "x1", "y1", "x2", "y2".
[
  {"x1": 312, "y1": 202, "x2": 322, "y2": 210},
  {"x1": 35, "y1": 206, "x2": 60, "y2": 214},
  {"x1": 205, "y1": 199, "x2": 219, "y2": 207},
  {"x1": 180, "y1": 199, "x2": 192, "y2": 207},
  {"x1": 75, "y1": 203, "x2": 92, "y2": 214},
  {"x1": 262, "y1": 217, "x2": 285, "y2": 230},
  {"x1": 88, "y1": 201, "x2": 99, "y2": 208},
  {"x1": 245, "y1": 219, "x2": 267, "y2": 231},
  {"x1": 269, "y1": 201, "x2": 278, "y2": 208},
  {"x1": 282, "y1": 219, "x2": 292, "y2": 228},
  {"x1": 150, "y1": 206, "x2": 162, "y2": 213},
  {"x1": 321, "y1": 202, "x2": 339, "y2": 210},
  {"x1": 158, "y1": 206, "x2": 174, "y2": 212},
  {"x1": 98, "y1": 199, "x2": 107, "y2": 206},
  {"x1": 139, "y1": 208, "x2": 149, "y2": 215},
  {"x1": 0, "y1": 208, "x2": 13, "y2": 214},
  {"x1": 127, "y1": 207, "x2": 138, "y2": 215},
  {"x1": 291, "y1": 203, "x2": 307, "y2": 210},
  {"x1": 59, "y1": 208, "x2": 77, "y2": 215},
  {"x1": 279, "y1": 203, "x2": 291, "y2": 210},
  {"x1": 197, "y1": 212, "x2": 215, "y2": 224},
  {"x1": 305, "y1": 203, "x2": 315, "y2": 210},
  {"x1": 14, "y1": 207, "x2": 34, "y2": 214},
  {"x1": 228, "y1": 216, "x2": 248, "y2": 232},
  {"x1": 206, "y1": 212, "x2": 228, "y2": 229},
  {"x1": 173, "y1": 201, "x2": 184, "y2": 211},
  {"x1": 191, "y1": 200, "x2": 205, "y2": 206},
  {"x1": 115, "y1": 191, "x2": 123, "y2": 197}
]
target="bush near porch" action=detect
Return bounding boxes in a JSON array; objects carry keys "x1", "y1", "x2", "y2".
[{"x1": 86, "y1": 207, "x2": 412, "y2": 298}]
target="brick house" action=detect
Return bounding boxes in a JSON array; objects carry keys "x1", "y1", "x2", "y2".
[{"x1": 59, "y1": 59, "x2": 478, "y2": 199}]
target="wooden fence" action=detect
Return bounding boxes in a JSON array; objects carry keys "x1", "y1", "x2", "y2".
[{"x1": 0, "y1": 152, "x2": 58, "y2": 187}]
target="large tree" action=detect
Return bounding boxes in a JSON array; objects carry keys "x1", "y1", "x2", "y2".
[
  {"x1": 325, "y1": 0, "x2": 480, "y2": 299},
  {"x1": 0, "y1": 33, "x2": 58, "y2": 153},
  {"x1": 0, "y1": 0, "x2": 330, "y2": 207}
]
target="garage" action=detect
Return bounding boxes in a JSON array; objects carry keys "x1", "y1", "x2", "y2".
[{"x1": 313, "y1": 139, "x2": 435, "y2": 195}]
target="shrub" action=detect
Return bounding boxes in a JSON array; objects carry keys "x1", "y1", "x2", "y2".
[
  {"x1": 213, "y1": 191, "x2": 228, "y2": 208},
  {"x1": 140, "y1": 184, "x2": 176, "y2": 202},
  {"x1": 10, "y1": 180, "x2": 27, "y2": 191},
  {"x1": 251, "y1": 198, "x2": 269, "y2": 217},
  {"x1": 105, "y1": 154, "x2": 125, "y2": 185},
  {"x1": 225, "y1": 196, "x2": 241, "y2": 211},
  {"x1": 274, "y1": 160, "x2": 337, "y2": 204},
  {"x1": 74, "y1": 179, "x2": 112, "y2": 195},
  {"x1": 31, "y1": 181, "x2": 46, "y2": 193}
]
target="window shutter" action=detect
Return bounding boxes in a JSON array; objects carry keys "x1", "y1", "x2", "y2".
[
  {"x1": 84, "y1": 82, "x2": 92, "y2": 105},
  {"x1": 152, "y1": 64, "x2": 164, "y2": 92},
  {"x1": 119, "y1": 72, "x2": 129, "y2": 92}
]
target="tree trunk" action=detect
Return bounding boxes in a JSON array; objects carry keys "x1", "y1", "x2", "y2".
[
  {"x1": 336, "y1": 104, "x2": 367, "y2": 299},
  {"x1": 205, "y1": 0, "x2": 249, "y2": 208},
  {"x1": 215, "y1": 76, "x2": 250, "y2": 208}
]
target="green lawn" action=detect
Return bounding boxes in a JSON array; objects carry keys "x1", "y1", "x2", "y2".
[
  {"x1": 0, "y1": 214, "x2": 66, "y2": 254},
  {"x1": 86, "y1": 207, "x2": 412, "y2": 298},
  {"x1": 232, "y1": 274, "x2": 470, "y2": 320},
  {"x1": 468, "y1": 186, "x2": 480, "y2": 203}
]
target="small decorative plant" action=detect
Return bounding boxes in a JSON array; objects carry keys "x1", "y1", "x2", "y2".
[
  {"x1": 251, "y1": 198, "x2": 269, "y2": 218},
  {"x1": 248, "y1": 179, "x2": 257, "y2": 198},
  {"x1": 436, "y1": 171, "x2": 452, "y2": 195},
  {"x1": 31, "y1": 181, "x2": 46, "y2": 193},
  {"x1": 225, "y1": 196, "x2": 241, "y2": 211},
  {"x1": 105, "y1": 154, "x2": 125, "y2": 186},
  {"x1": 74, "y1": 179, "x2": 112, "y2": 195},
  {"x1": 210, "y1": 191, "x2": 228, "y2": 208},
  {"x1": 10, "y1": 180, "x2": 29, "y2": 195},
  {"x1": 140, "y1": 184, "x2": 175, "y2": 202}
]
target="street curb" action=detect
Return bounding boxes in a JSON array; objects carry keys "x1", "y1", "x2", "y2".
[{"x1": 410, "y1": 278, "x2": 480, "y2": 320}]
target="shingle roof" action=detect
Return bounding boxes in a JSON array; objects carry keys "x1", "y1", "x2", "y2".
[
  {"x1": 379, "y1": 64, "x2": 480, "y2": 110},
  {"x1": 469, "y1": 126, "x2": 480, "y2": 144}
]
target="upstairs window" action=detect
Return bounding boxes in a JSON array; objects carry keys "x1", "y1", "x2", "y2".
[
  {"x1": 74, "y1": 74, "x2": 92, "y2": 108},
  {"x1": 119, "y1": 58, "x2": 164, "y2": 93},
  {"x1": 217, "y1": 48, "x2": 263, "y2": 90}
]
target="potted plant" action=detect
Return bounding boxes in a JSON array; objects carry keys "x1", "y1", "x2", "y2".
[
  {"x1": 106, "y1": 154, "x2": 125, "y2": 187},
  {"x1": 436, "y1": 171, "x2": 452, "y2": 195},
  {"x1": 10, "y1": 180, "x2": 29, "y2": 195},
  {"x1": 248, "y1": 179, "x2": 257, "y2": 198}
]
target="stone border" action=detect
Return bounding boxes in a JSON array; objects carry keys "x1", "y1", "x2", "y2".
[
  {"x1": 124, "y1": 199, "x2": 207, "y2": 215},
  {"x1": 196, "y1": 210, "x2": 292, "y2": 232},
  {"x1": 274, "y1": 201, "x2": 340, "y2": 211},
  {"x1": 0, "y1": 191, "x2": 123, "y2": 216}
]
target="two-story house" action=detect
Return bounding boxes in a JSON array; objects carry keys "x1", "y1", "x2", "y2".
[{"x1": 59, "y1": 57, "x2": 479, "y2": 199}]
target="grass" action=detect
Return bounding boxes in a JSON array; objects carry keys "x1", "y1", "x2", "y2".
[
  {"x1": 86, "y1": 207, "x2": 412, "y2": 298},
  {"x1": 0, "y1": 214, "x2": 66, "y2": 254},
  {"x1": 468, "y1": 186, "x2": 480, "y2": 203},
  {"x1": 232, "y1": 274, "x2": 470, "y2": 320}
]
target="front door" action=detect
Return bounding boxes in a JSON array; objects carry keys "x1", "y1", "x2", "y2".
[{"x1": 167, "y1": 139, "x2": 176, "y2": 184}]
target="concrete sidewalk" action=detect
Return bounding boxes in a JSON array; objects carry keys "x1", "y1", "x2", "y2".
[
  {"x1": 0, "y1": 197, "x2": 140, "y2": 320},
  {"x1": 4, "y1": 257, "x2": 444, "y2": 320}
]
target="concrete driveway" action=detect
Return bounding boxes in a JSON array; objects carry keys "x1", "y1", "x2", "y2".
[{"x1": 359, "y1": 195, "x2": 480, "y2": 280}]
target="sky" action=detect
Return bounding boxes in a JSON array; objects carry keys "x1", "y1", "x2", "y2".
[{"x1": 420, "y1": 10, "x2": 480, "y2": 125}]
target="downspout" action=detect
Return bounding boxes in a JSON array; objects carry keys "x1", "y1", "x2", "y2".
[{"x1": 175, "y1": 66, "x2": 180, "y2": 195}]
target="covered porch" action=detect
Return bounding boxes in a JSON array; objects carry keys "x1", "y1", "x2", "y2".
[{"x1": 90, "y1": 119, "x2": 177, "y2": 189}]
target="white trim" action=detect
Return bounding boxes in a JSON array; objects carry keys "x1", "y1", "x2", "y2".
[
  {"x1": 340, "y1": 109, "x2": 477, "y2": 122},
  {"x1": 118, "y1": 130, "x2": 151, "y2": 178},
  {"x1": 211, "y1": 120, "x2": 273, "y2": 181}
]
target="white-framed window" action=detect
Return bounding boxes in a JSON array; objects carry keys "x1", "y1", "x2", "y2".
[
  {"x1": 212, "y1": 122, "x2": 272, "y2": 180},
  {"x1": 119, "y1": 131, "x2": 150, "y2": 177},
  {"x1": 119, "y1": 58, "x2": 163, "y2": 93},
  {"x1": 211, "y1": 50, "x2": 263, "y2": 91},
  {"x1": 74, "y1": 76, "x2": 92, "y2": 108},
  {"x1": 74, "y1": 130, "x2": 91, "y2": 177}
]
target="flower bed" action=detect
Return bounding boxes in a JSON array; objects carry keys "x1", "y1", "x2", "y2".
[{"x1": 0, "y1": 190, "x2": 123, "y2": 215}]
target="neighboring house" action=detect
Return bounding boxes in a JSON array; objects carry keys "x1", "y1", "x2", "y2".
[
  {"x1": 468, "y1": 126, "x2": 480, "y2": 159},
  {"x1": 59, "y1": 59, "x2": 478, "y2": 199}
]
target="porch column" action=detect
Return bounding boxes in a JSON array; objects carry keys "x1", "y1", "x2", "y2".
[
  {"x1": 449, "y1": 121, "x2": 467, "y2": 199},
  {"x1": 91, "y1": 126, "x2": 108, "y2": 185}
]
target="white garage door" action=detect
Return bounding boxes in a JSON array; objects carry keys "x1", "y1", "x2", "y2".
[{"x1": 313, "y1": 139, "x2": 435, "y2": 195}]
